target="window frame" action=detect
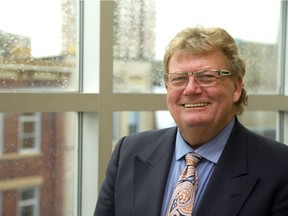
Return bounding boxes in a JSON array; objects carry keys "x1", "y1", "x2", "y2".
[
  {"x1": 17, "y1": 187, "x2": 40, "y2": 216},
  {"x1": 18, "y1": 113, "x2": 41, "y2": 154},
  {"x1": 0, "y1": 114, "x2": 3, "y2": 155}
]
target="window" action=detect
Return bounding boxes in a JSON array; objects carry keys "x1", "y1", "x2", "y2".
[
  {"x1": 0, "y1": 0, "x2": 82, "y2": 215},
  {"x1": 0, "y1": 0, "x2": 78, "y2": 91},
  {"x1": 19, "y1": 113, "x2": 41, "y2": 153},
  {"x1": 238, "y1": 111, "x2": 278, "y2": 140},
  {"x1": 111, "y1": 0, "x2": 287, "y2": 143},
  {"x1": 17, "y1": 187, "x2": 39, "y2": 216},
  {"x1": 0, "y1": 1, "x2": 287, "y2": 216}
]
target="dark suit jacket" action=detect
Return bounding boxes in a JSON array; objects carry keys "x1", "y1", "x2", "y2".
[{"x1": 94, "y1": 119, "x2": 288, "y2": 216}]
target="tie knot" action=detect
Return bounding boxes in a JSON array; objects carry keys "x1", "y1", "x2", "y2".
[{"x1": 185, "y1": 152, "x2": 201, "y2": 166}]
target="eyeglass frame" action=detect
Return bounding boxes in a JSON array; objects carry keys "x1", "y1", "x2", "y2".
[{"x1": 164, "y1": 69, "x2": 235, "y2": 88}]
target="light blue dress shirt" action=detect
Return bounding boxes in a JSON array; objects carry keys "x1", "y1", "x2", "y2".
[{"x1": 160, "y1": 118, "x2": 235, "y2": 216}]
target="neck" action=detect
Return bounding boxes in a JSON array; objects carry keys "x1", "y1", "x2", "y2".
[{"x1": 180, "y1": 118, "x2": 235, "y2": 148}]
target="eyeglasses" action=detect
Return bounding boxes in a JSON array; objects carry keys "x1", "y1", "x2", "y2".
[{"x1": 164, "y1": 69, "x2": 234, "y2": 89}]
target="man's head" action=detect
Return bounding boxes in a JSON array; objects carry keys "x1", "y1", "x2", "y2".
[
  {"x1": 164, "y1": 26, "x2": 247, "y2": 114},
  {"x1": 163, "y1": 26, "x2": 247, "y2": 146}
]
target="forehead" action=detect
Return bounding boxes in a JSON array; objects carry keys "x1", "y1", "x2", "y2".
[{"x1": 168, "y1": 50, "x2": 228, "y2": 72}]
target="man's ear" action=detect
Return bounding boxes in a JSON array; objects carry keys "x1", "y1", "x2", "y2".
[{"x1": 233, "y1": 76, "x2": 243, "y2": 103}]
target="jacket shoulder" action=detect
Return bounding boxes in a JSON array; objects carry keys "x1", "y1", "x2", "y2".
[
  {"x1": 114, "y1": 127, "x2": 177, "y2": 155},
  {"x1": 236, "y1": 121, "x2": 288, "y2": 153}
]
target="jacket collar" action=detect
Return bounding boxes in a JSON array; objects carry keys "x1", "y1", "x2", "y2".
[
  {"x1": 133, "y1": 127, "x2": 177, "y2": 216},
  {"x1": 194, "y1": 119, "x2": 259, "y2": 216}
]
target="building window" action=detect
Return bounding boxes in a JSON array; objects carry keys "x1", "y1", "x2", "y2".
[
  {"x1": 17, "y1": 187, "x2": 40, "y2": 216},
  {"x1": 18, "y1": 113, "x2": 41, "y2": 154}
]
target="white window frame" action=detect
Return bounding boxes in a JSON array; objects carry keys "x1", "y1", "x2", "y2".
[
  {"x1": 0, "y1": 114, "x2": 3, "y2": 155},
  {"x1": 18, "y1": 113, "x2": 41, "y2": 154},
  {"x1": 17, "y1": 187, "x2": 40, "y2": 216}
]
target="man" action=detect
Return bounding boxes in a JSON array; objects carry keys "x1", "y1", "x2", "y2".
[{"x1": 94, "y1": 26, "x2": 288, "y2": 216}]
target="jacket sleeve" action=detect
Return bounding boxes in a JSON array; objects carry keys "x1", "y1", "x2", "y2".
[{"x1": 94, "y1": 137, "x2": 125, "y2": 216}]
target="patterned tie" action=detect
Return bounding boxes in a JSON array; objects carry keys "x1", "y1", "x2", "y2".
[{"x1": 167, "y1": 152, "x2": 202, "y2": 216}]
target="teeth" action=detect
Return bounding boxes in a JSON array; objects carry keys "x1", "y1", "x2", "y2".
[{"x1": 184, "y1": 103, "x2": 208, "y2": 108}]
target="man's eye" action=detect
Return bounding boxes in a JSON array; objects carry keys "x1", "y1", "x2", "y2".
[
  {"x1": 172, "y1": 76, "x2": 188, "y2": 81},
  {"x1": 198, "y1": 74, "x2": 216, "y2": 79},
  {"x1": 200, "y1": 73, "x2": 216, "y2": 77}
]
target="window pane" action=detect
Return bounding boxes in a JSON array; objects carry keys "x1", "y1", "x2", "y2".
[
  {"x1": 114, "y1": 111, "x2": 278, "y2": 145},
  {"x1": 238, "y1": 111, "x2": 277, "y2": 140},
  {"x1": 113, "y1": 0, "x2": 281, "y2": 94},
  {"x1": 20, "y1": 189, "x2": 35, "y2": 200},
  {"x1": 113, "y1": 111, "x2": 175, "y2": 146},
  {"x1": 18, "y1": 188, "x2": 38, "y2": 216},
  {"x1": 19, "y1": 113, "x2": 40, "y2": 153},
  {"x1": 0, "y1": 0, "x2": 78, "y2": 91},
  {"x1": 0, "y1": 112, "x2": 77, "y2": 216},
  {"x1": 21, "y1": 206, "x2": 34, "y2": 216}
]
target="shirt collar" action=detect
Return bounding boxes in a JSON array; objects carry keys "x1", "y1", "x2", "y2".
[{"x1": 175, "y1": 117, "x2": 235, "y2": 164}]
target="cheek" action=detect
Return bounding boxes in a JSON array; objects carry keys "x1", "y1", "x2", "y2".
[
  {"x1": 166, "y1": 91, "x2": 183, "y2": 113},
  {"x1": 166, "y1": 94, "x2": 176, "y2": 110},
  {"x1": 166, "y1": 89, "x2": 180, "y2": 103},
  {"x1": 216, "y1": 79, "x2": 242, "y2": 104},
  {"x1": 209, "y1": 87, "x2": 235, "y2": 109}
]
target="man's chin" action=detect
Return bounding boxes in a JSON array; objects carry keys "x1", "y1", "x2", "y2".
[{"x1": 183, "y1": 119, "x2": 210, "y2": 128}]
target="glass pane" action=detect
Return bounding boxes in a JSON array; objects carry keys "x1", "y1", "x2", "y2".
[
  {"x1": 113, "y1": 0, "x2": 281, "y2": 94},
  {"x1": 21, "y1": 206, "x2": 34, "y2": 216},
  {"x1": 0, "y1": 112, "x2": 77, "y2": 215},
  {"x1": 113, "y1": 111, "x2": 175, "y2": 146},
  {"x1": 21, "y1": 189, "x2": 34, "y2": 200},
  {"x1": 238, "y1": 111, "x2": 277, "y2": 140},
  {"x1": 22, "y1": 137, "x2": 35, "y2": 150},
  {"x1": 0, "y1": 0, "x2": 78, "y2": 91},
  {"x1": 114, "y1": 111, "x2": 278, "y2": 145},
  {"x1": 23, "y1": 122, "x2": 35, "y2": 133}
]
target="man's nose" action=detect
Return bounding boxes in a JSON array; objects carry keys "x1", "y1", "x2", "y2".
[{"x1": 183, "y1": 76, "x2": 202, "y2": 94}]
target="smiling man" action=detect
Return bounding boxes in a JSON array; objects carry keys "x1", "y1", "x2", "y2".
[
  {"x1": 94, "y1": 26, "x2": 288, "y2": 216},
  {"x1": 165, "y1": 49, "x2": 242, "y2": 148}
]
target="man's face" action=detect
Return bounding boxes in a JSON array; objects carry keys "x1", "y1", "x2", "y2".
[{"x1": 166, "y1": 50, "x2": 242, "y2": 136}]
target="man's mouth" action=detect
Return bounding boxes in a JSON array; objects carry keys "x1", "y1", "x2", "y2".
[{"x1": 183, "y1": 103, "x2": 209, "y2": 108}]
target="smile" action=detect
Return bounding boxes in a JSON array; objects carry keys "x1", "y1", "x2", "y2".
[{"x1": 183, "y1": 103, "x2": 209, "y2": 108}]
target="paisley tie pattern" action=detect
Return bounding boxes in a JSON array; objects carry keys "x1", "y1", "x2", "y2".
[{"x1": 167, "y1": 152, "x2": 202, "y2": 216}]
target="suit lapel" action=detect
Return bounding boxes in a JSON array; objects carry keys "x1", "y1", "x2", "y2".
[
  {"x1": 133, "y1": 128, "x2": 176, "y2": 216},
  {"x1": 195, "y1": 121, "x2": 259, "y2": 216}
]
